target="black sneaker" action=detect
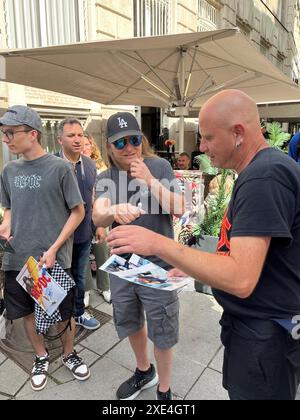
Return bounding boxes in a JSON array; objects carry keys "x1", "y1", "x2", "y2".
[
  {"x1": 117, "y1": 364, "x2": 158, "y2": 400},
  {"x1": 156, "y1": 385, "x2": 173, "y2": 400}
]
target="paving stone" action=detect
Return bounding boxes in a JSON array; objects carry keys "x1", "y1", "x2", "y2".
[
  {"x1": 50, "y1": 364, "x2": 75, "y2": 384},
  {"x1": 209, "y1": 346, "x2": 224, "y2": 373},
  {"x1": 0, "y1": 351, "x2": 7, "y2": 365},
  {"x1": 16, "y1": 377, "x2": 58, "y2": 397},
  {"x1": 80, "y1": 322, "x2": 121, "y2": 355},
  {"x1": 185, "y1": 368, "x2": 228, "y2": 400},
  {"x1": 17, "y1": 356, "x2": 130, "y2": 400},
  {"x1": 107, "y1": 329, "x2": 207, "y2": 399},
  {"x1": 10, "y1": 291, "x2": 228, "y2": 400},
  {"x1": 179, "y1": 292, "x2": 222, "y2": 333},
  {"x1": 0, "y1": 393, "x2": 11, "y2": 400},
  {"x1": 48, "y1": 354, "x2": 63, "y2": 375},
  {"x1": 136, "y1": 386, "x2": 182, "y2": 400},
  {"x1": 107, "y1": 338, "x2": 141, "y2": 371},
  {"x1": 77, "y1": 347, "x2": 102, "y2": 366},
  {"x1": 0, "y1": 359, "x2": 28, "y2": 396},
  {"x1": 176, "y1": 325, "x2": 221, "y2": 366},
  {"x1": 96, "y1": 301, "x2": 113, "y2": 317},
  {"x1": 88, "y1": 289, "x2": 104, "y2": 308},
  {"x1": 172, "y1": 352, "x2": 205, "y2": 399}
]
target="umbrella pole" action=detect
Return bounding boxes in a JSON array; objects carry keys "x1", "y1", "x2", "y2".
[
  {"x1": 178, "y1": 49, "x2": 186, "y2": 153},
  {"x1": 179, "y1": 115, "x2": 185, "y2": 153}
]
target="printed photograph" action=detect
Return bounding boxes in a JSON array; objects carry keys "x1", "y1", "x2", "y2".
[
  {"x1": 16, "y1": 256, "x2": 67, "y2": 315},
  {"x1": 100, "y1": 254, "x2": 193, "y2": 292}
]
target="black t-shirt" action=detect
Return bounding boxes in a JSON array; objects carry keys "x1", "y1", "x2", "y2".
[{"x1": 213, "y1": 148, "x2": 300, "y2": 319}]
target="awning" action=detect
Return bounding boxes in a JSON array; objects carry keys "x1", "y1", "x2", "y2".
[{"x1": 1, "y1": 28, "x2": 299, "y2": 150}]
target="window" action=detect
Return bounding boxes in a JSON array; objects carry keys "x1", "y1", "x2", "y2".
[
  {"x1": 4, "y1": 0, "x2": 86, "y2": 49},
  {"x1": 134, "y1": 0, "x2": 170, "y2": 37},
  {"x1": 198, "y1": 0, "x2": 218, "y2": 31}
]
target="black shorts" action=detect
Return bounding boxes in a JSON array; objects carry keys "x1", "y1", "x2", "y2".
[{"x1": 4, "y1": 270, "x2": 75, "y2": 322}]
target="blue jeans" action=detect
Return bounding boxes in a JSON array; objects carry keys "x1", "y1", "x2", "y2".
[{"x1": 71, "y1": 240, "x2": 91, "y2": 317}]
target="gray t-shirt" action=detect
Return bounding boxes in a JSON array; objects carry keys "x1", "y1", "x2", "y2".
[
  {"x1": 95, "y1": 157, "x2": 182, "y2": 268},
  {"x1": 0, "y1": 154, "x2": 83, "y2": 271}
]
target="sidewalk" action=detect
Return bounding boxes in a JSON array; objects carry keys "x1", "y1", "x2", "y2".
[
  {"x1": 0, "y1": 290, "x2": 299, "y2": 400},
  {"x1": 0, "y1": 290, "x2": 227, "y2": 400}
]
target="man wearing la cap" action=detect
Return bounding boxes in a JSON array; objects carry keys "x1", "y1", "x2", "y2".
[
  {"x1": 0, "y1": 105, "x2": 91, "y2": 391},
  {"x1": 93, "y1": 112, "x2": 185, "y2": 400}
]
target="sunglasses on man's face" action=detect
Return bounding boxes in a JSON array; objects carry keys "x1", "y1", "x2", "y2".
[{"x1": 112, "y1": 135, "x2": 142, "y2": 150}]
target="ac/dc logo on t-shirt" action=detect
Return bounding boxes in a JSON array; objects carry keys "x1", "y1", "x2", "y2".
[{"x1": 217, "y1": 208, "x2": 231, "y2": 256}]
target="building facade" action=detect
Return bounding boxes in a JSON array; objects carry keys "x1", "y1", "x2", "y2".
[{"x1": 0, "y1": 0, "x2": 299, "y2": 166}]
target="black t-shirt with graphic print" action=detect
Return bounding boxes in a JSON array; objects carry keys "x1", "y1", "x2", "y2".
[{"x1": 213, "y1": 148, "x2": 300, "y2": 319}]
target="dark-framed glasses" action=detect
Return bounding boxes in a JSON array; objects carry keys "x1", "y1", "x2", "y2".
[
  {"x1": 0, "y1": 129, "x2": 33, "y2": 140},
  {"x1": 112, "y1": 135, "x2": 142, "y2": 150}
]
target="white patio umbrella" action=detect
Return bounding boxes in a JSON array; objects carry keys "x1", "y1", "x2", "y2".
[{"x1": 1, "y1": 28, "x2": 299, "y2": 151}]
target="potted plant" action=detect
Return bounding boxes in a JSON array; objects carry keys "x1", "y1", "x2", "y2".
[
  {"x1": 265, "y1": 121, "x2": 291, "y2": 151},
  {"x1": 189, "y1": 155, "x2": 234, "y2": 294}
]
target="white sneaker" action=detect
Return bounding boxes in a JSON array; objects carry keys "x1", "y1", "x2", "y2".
[
  {"x1": 62, "y1": 350, "x2": 90, "y2": 380},
  {"x1": 102, "y1": 290, "x2": 111, "y2": 304},
  {"x1": 84, "y1": 291, "x2": 90, "y2": 308},
  {"x1": 31, "y1": 353, "x2": 49, "y2": 391}
]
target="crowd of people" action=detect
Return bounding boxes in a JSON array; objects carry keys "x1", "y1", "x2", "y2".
[{"x1": 0, "y1": 88, "x2": 300, "y2": 400}]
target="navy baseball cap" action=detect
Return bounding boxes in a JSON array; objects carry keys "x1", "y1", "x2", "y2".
[
  {"x1": 0, "y1": 105, "x2": 42, "y2": 133},
  {"x1": 106, "y1": 112, "x2": 142, "y2": 143}
]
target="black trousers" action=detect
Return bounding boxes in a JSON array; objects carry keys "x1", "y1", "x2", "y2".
[{"x1": 220, "y1": 312, "x2": 300, "y2": 400}]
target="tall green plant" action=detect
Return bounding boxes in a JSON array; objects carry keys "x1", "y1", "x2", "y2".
[
  {"x1": 191, "y1": 155, "x2": 234, "y2": 239},
  {"x1": 266, "y1": 122, "x2": 291, "y2": 151},
  {"x1": 193, "y1": 169, "x2": 232, "y2": 237}
]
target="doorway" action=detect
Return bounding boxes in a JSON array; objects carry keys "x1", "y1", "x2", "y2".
[{"x1": 141, "y1": 107, "x2": 161, "y2": 150}]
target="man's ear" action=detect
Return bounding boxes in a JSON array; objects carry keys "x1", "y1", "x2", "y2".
[
  {"x1": 57, "y1": 136, "x2": 62, "y2": 146},
  {"x1": 235, "y1": 134, "x2": 243, "y2": 148},
  {"x1": 30, "y1": 130, "x2": 38, "y2": 142},
  {"x1": 233, "y1": 124, "x2": 244, "y2": 148}
]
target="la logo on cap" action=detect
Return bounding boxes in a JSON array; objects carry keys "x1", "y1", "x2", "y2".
[{"x1": 118, "y1": 117, "x2": 128, "y2": 129}]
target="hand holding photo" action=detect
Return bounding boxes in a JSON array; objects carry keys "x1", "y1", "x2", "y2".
[
  {"x1": 100, "y1": 253, "x2": 194, "y2": 292},
  {"x1": 16, "y1": 256, "x2": 67, "y2": 315}
]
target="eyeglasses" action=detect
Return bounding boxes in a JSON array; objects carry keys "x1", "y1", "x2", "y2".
[
  {"x1": 112, "y1": 135, "x2": 142, "y2": 150},
  {"x1": 0, "y1": 129, "x2": 33, "y2": 140}
]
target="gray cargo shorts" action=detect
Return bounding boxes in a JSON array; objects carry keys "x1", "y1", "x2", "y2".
[{"x1": 110, "y1": 274, "x2": 179, "y2": 350}]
